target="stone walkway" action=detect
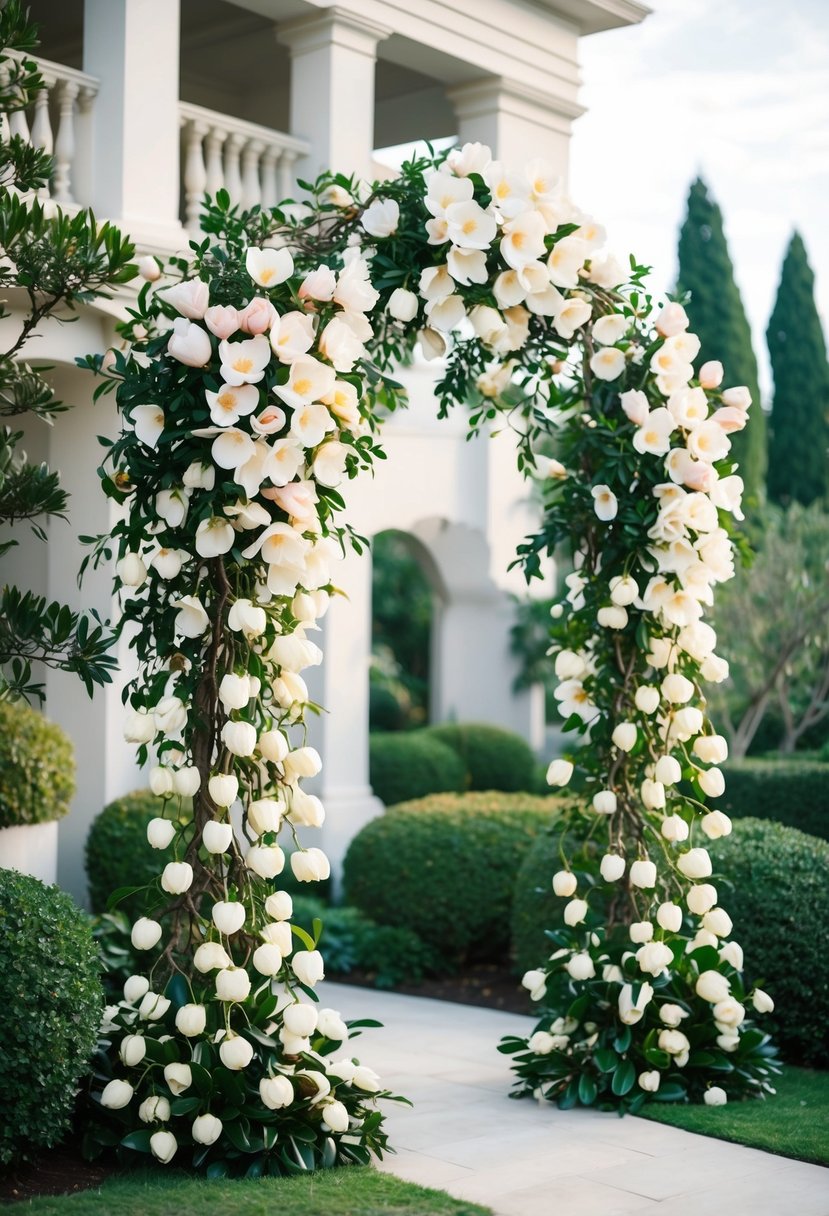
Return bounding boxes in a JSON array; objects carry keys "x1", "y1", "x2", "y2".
[{"x1": 323, "y1": 982, "x2": 828, "y2": 1216}]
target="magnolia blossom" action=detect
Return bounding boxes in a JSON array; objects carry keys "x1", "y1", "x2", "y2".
[
  {"x1": 591, "y1": 484, "x2": 618, "y2": 522},
  {"x1": 168, "y1": 318, "x2": 211, "y2": 367},
  {"x1": 246, "y1": 246, "x2": 293, "y2": 288}
]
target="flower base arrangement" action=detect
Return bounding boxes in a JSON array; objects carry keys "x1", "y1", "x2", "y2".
[{"x1": 82, "y1": 141, "x2": 777, "y2": 1174}]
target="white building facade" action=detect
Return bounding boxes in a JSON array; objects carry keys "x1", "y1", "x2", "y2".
[{"x1": 0, "y1": 0, "x2": 646, "y2": 900}]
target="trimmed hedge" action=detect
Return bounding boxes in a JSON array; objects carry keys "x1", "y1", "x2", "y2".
[
  {"x1": 86, "y1": 790, "x2": 192, "y2": 915},
  {"x1": 0, "y1": 870, "x2": 102, "y2": 1165},
  {"x1": 718, "y1": 759, "x2": 828, "y2": 840},
  {"x1": 343, "y1": 791, "x2": 558, "y2": 968},
  {"x1": 423, "y1": 722, "x2": 536, "y2": 793},
  {"x1": 369, "y1": 731, "x2": 465, "y2": 806},
  {"x1": 708, "y1": 818, "x2": 829, "y2": 1068},
  {"x1": 0, "y1": 700, "x2": 75, "y2": 828}
]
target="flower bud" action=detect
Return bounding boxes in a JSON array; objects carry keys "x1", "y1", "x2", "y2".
[
  {"x1": 150, "y1": 1130, "x2": 178, "y2": 1163},
  {"x1": 209, "y1": 773, "x2": 238, "y2": 807},
  {"x1": 119, "y1": 1035, "x2": 146, "y2": 1066},
  {"x1": 265, "y1": 891, "x2": 293, "y2": 921},
  {"x1": 687, "y1": 883, "x2": 718, "y2": 915},
  {"x1": 215, "y1": 967, "x2": 251, "y2": 1002},
  {"x1": 175, "y1": 1004, "x2": 207, "y2": 1037},
  {"x1": 546, "y1": 759, "x2": 574, "y2": 787},
  {"x1": 219, "y1": 1034, "x2": 254, "y2": 1070},
  {"x1": 212, "y1": 901, "x2": 246, "y2": 935},
  {"x1": 612, "y1": 723, "x2": 637, "y2": 752},
  {"x1": 161, "y1": 861, "x2": 193, "y2": 894},
  {"x1": 552, "y1": 870, "x2": 578, "y2": 897},
  {"x1": 630, "y1": 859, "x2": 657, "y2": 888},
  {"x1": 260, "y1": 1074, "x2": 294, "y2": 1110},
  {"x1": 202, "y1": 821, "x2": 233, "y2": 853},
  {"x1": 131, "y1": 918, "x2": 162, "y2": 951},
  {"x1": 592, "y1": 790, "x2": 617, "y2": 815},
  {"x1": 147, "y1": 817, "x2": 176, "y2": 849},
  {"x1": 192, "y1": 1113, "x2": 223, "y2": 1145},
  {"x1": 657, "y1": 902, "x2": 683, "y2": 932},
  {"x1": 101, "y1": 1079, "x2": 134, "y2": 1109},
  {"x1": 247, "y1": 844, "x2": 285, "y2": 879},
  {"x1": 600, "y1": 854, "x2": 625, "y2": 882}
]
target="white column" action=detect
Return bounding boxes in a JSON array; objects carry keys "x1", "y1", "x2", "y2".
[
  {"x1": 83, "y1": 0, "x2": 188, "y2": 250},
  {"x1": 448, "y1": 77, "x2": 582, "y2": 180},
  {"x1": 278, "y1": 9, "x2": 391, "y2": 183},
  {"x1": 305, "y1": 546, "x2": 383, "y2": 890}
]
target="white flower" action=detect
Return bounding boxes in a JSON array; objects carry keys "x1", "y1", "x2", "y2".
[
  {"x1": 193, "y1": 941, "x2": 231, "y2": 973},
  {"x1": 361, "y1": 197, "x2": 399, "y2": 238},
  {"x1": 590, "y1": 347, "x2": 626, "y2": 381},
  {"x1": 447, "y1": 141, "x2": 492, "y2": 177},
  {"x1": 444, "y1": 199, "x2": 497, "y2": 250},
  {"x1": 248, "y1": 797, "x2": 283, "y2": 835},
  {"x1": 138, "y1": 1095, "x2": 170, "y2": 1124},
  {"x1": 661, "y1": 673, "x2": 694, "y2": 704},
  {"x1": 388, "y1": 287, "x2": 419, "y2": 322},
  {"x1": 265, "y1": 891, "x2": 293, "y2": 921},
  {"x1": 634, "y1": 408, "x2": 675, "y2": 455},
  {"x1": 546, "y1": 759, "x2": 574, "y2": 787},
  {"x1": 101, "y1": 1079, "x2": 133, "y2": 1109},
  {"x1": 260, "y1": 1074, "x2": 294, "y2": 1109},
  {"x1": 252, "y1": 943, "x2": 283, "y2": 976},
  {"x1": 195, "y1": 516, "x2": 235, "y2": 558},
  {"x1": 618, "y1": 981, "x2": 654, "y2": 1023},
  {"x1": 565, "y1": 952, "x2": 596, "y2": 981},
  {"x1": 600, "y1": 854, "x2": 626, "y2": 882},
  {"x1": 698, "y1": 767, "x2": 726, "y2": 798},
  {"x1": 593, "y1": 314, "x2": 629, "y2": 345},
  {"x1": 704, "y1": 1086, "x2": 727, "y2": 1106},
  {"x1": 592, "y1": 789, "x2": 617, "y2": 815},
  {"x1": 547, "y1": 235, "x2": 588, "y2": 287},
  {"x1": 151, "y1": 548, "x2": 186, "y2": 580},
  {"x1": 638, "y1": 1070, "x2": 660, "y2": 1093},
  {"x1": 123, "y1": 975, "x2": 150, "y2": 1004},
  {"x1": 677, "y1": 848, "x2": 712, "y2": 879},
  {"x1": 553, "y1": 297, "x2": 592, "y2": 340},
  {"x1": 172, "y1": 595, "x2": 210, "y2": 638},
  {"x1": 655, "y1": 755, "x2": 682, "y2": 785},
  {"x1": 659, "y1": 1028, "x2": 691, "y2": 1056},
  {"x1": 655, "y1": 302, "x2": 689, "y2": 337},
  {"x1": 215, "y1": 967, "x2": 251, "y2": 1002},
  {"x1": 220, "y1": 1034, "x2": 255, "y2": 1070},
  {"x1": 150, "y1": 1130, "x2": 178, "y2": 1164},
  {"x1": 641, "y1": 778, "x2": 666, "y2": 810},
  {"x1": 695, "y1": 970, "x2": 730, "y2": 1003},
  {"x1": 721, "y1": 385, "x2": 751, "y2": 410},
  {"x1": 192, "y1": 1114, "x2": 222, "y2": 1145},
  {"x1": 205, "y1": 383, "x2": 259, "y2": 427},
  {"x1": 522, "y1": 969, "x2": 547, "y2": 1001},
  {"x1": 167, "y1": 318, "x2": 211, "y2": 367},
  {"x1": 299, "y1": 266, "x2": 336, "y2": 303},
  {"x1": 175, "y1": 1004, "x2": 207, "y2": 1037},
  {"x1": 160, "y1": 279, "x2": 210, "y2": 319},
  {"x1": 591, "y1": 484, "x2": 618, "y2": 521},
  {"x1": 164, "y1": 1063, "x2": 192, "y2": 1095},
  {"x1": 657, "y1": 903, "x2": 683, "y2": 933},
  {"x1": 630, "y1": 859, "x2": 657, "y2": 888},
  {"x1": 131, "y1": 918, "x2": 162, "y2": 951},
  {"x1": 612, "y1": 723, "x2": 637, "y2": 751},
  {"x1": 147, "y1": 817, "x2": 176, "y2": 849},
  {"x1": 221, "y1": 720, "x2": 257, "y2": 757},
  {"x1": 610, "y1": 575, "x2": 638, "y2": 606},
  {"x1": 161, "y1": 861, "x2": 193, "y2": 895},
  {"x1": 269, "y1": 310, "x2": 316, "y2": 364},
  {"x1": 120, "y1": 1035, "x2": 147, "y2": 1067},
  {"x1": 209, "y1": 773, "x2": 238, "y2": 808},
  {"x1": 247, "y1": 844, "x2": 285, "y2": 879},
  {"x1": 321, "y1": 1100, "x2": 350, "y2": 1134},
  {"x1": 219, "y1": 334, "x2": 271, "y2": 386},
  {"x1": 564, "y1": 898, "x2": 588, "y2": 926},
  {"x1": 661, "y1": 814, "x2": 690, "y2": 843},
  {"x1": 132, "y1": 404, "x2": 165, "y2": 450},
  {"x1": 212, "y1": 900, "x2": 246, "y2": 935},
  {"x1": 228, "y1": 599, "x2": 267, "y2": 637},
  {"x1": 630, "y1": 921, "x2": 653, "y2": 943},
  {"x1": 313, "y1": 440, "x2": 350, "y2": 488},
  {"x1": 138, "y1": 255, "x2": 161, "y2": 282},
  {"x1": 501, "y1": 210, "x2": 547, "y2": 268},
  {"x1": 687, "y1": 883, "x2": 718, "y2": 915},
  {"x1": 752, "y1": 988, "x2": 774, "y2": 1014},
  {"x1": 635, "y1": 685, "x2": 660, "y2": 714},
  {"x1": 138, "y1": 990, "x2": 171, "y2": 1020},
  {"x1": 703, "y1": 907, "x2": 733, "y2": 938},
  {"x1": 292, "y1": 949, "x2": 325, "y2": 986},
  {"x1": 203, "y1": 821, "x2": 233, "y2": 854},
  {"x1": 246, "y1": 246, "x2": 293, "y2": 287},
  {"x1": 291, "y1": 847, "x2": 331, "y2": 883}
]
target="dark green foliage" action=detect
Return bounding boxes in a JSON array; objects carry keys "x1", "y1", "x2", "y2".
[
  {"x1": 369, "y1": 731, "x2": 465, "y2": 806},
  {"x1": 0, "y1": 869, "x2": 102, "y2": 1165},
  {"x1": 718, "y1": 759, "x2": 828, "y2": 840},
  {"x1": 343, "y1": 792, "x2": 558, "y2": 967},
  {"x1": 291, "y1": 895, "x2": 435, "y2": 988},
  {"x1": 0, "y1": 698, "x2": 75, "y2": 827},
  {"x1": 766, "y1": 233, "x2": 829, "y2": 506},
  {"x1": 368, "y1": 681, "x2": 408, "y2": 732},
  {"x1": 85, "y1": 790, "x2": 192, "y2": 915},
  {"x1": 708, "y1": 819, "x2": 829, "y2": 1067},
  {"x1": 423, "y1": 722, "x2": 537, "y2": 792},
  {"x1": 677, "y1": 177, "x2": 765, "y2": 502},
  {"x1": 371, "y1": 529, "x2": 433, "y2": 721},
  {"x1": 0, "y1": 2, "x2": 134, "y2": 703}
]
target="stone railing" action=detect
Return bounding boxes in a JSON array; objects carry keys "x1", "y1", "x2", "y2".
[
  {"x1": 179, "y1": 102, "x2": 309, "y2": 233},
  {"x1": 1, "y1": 51, "x2": 98, "y2": 207}
]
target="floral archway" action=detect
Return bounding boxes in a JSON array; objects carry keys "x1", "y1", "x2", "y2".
[{"x1": 83, "y1": 143, "x2": 776, "y2": 1173}]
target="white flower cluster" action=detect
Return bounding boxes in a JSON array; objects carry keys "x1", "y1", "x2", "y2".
[{"x1": 102, "y1": 246, "x2": 389, "y2": 1163}]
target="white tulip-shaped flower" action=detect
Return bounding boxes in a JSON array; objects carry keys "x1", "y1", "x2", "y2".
[
  {"x1": 192, "y1": 1114, "x2": 222, "y2": 1145},
  {"x1": 590, "y1": 347, "x2": 627, "y2": 381},
  {"x1": 218, "y1": 334, "x2": 271, "y2": 386},
  {"x1": 159, "y1": 279, "x2": 209, "y2": 319},
  {"x1": 195, "y1": 516, "x2": 235, "y2": 558},
  {"x1": 172, "y1": 595, "x2": 209, "y2": 639},
  {"x1": 546, "y1": 236, "x2": 589, "y2": 287},
  {"x1": 425, "y1": 170, "x2": 474, "y2": 217},
  {"x1": 155, "y1": 487, "x2": 189, "y2": 528},
  {"x1": 290, "y1": 847, "x2": 330, "y2": 883},
  {"x1": 131, "y1": 918, "x2": 162, "y2": 951},
  {"x1": 292, "y1": 949, "x2": 325, "y2": 986},
  {"x1": 269, "y1": 310, "x2": 316, "y2": 363},
  {"x1": 591, "y1": 484, "x2": 618, "y2": 521},
  {"x1": 167, "y1": 318, "x2": 212, "y2": 367},
  {"x1": 131, "y1": 404, "x2": 165, "y2": 449},
  {"x1": 204, "y1": 304, "x2": 239, "y2": 340},
  {"x1": 360, "y1": 197, "x2": 399, "y2": 237},
  {"x1": 202, "y1": 821, "x2": 233, "y2": 854},
  {"x1": 245, "y1": 245, "x2": 293, "y2": 288},
  {"x1": 215, "y1": 967, "x2": 251, "y2": 1003},
  {"x1": 161, "y1": 862, "x2": 193, "y2": 894},
  {"x1": 193, "y1": 941, "x2": 231, "y2": 973},
  {"x1": 204, "y1": 383, "x2": 259, "y2": 427},
  {"x1": 228, "y1": 599, "x2": 267, "y2": 638},
  {"x1": 247, "y1": 844, "x2": 285, "y2": 879}
]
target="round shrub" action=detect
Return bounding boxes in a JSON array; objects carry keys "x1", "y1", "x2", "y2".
[
  {"x1": 343, "y1": 791, "x2": 558, "y2": 968},
  {"x1": 0, "y1": 700, "x2": 75, "y2": 828},
  {"x1": 423, "y1": 722, "x2": 536, "y2": 792},
  {"x1": 86, "y1": 790, "x2": 191, "y2": 915},
  {"x1": 718, "y1": 759, "x2": 828, "y2": 840},
  {"x1": 369, "y1": 682, "x2": 407, "y2": 732},
  {"x1": 369, "y1": 731, "x2": 465, "y2": 806},
  {"x1": 0, "y1": 870, "x2": 102, "y2": 1165},
  {"x1": 708, "y1": 818, "x2": 829, "y2": 1067}
]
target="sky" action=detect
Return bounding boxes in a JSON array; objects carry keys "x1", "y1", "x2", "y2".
[{"x1": 570, "y1": 0, "x2": 829, "y2": 399}]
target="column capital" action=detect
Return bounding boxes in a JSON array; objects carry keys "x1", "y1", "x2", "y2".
[
  {"x1": 277, "y1": 7, "x2": 392, "y2": 59},
  {"x1": 448, "y1": 75, "x2": 585, "y2": 135}
]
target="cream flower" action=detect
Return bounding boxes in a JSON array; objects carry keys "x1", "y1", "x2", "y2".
[
  {"x1": 274, "y1": 357, "x2": 337, "y2": 412},
  {"x1": 245, "y1": 246, "x2": 293, "y2": 288},
  {"x1": 132, "y1": 404, "x2": 165, "y2": 449},
  {"x1": 269, "y1": 311, "x2": 316, "y2": 364},
  {"x1": 500, "y1": 210, "x2": 547, "y2": 269},
  {"x1": 218, "y1": 335, "x2": 271, "y2": 386},
  {"x1": 205, "y1": 383, "x2": 259, "y2": 427},
  {"x1": 445, "y1": 199, "x2": 497, "y2": 250}
]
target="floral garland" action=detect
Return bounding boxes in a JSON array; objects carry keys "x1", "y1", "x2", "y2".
[{"x1": 85, "y1": 142, "x2": 776, "y2": 1173}]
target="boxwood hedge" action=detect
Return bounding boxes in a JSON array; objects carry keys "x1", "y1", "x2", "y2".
[
  {"x1": 423, "y1": 722, "x2": 537, "y2": 793},
  {"x1": 0, "y1": 700, "x2": 75, "y2": 828},
  {"x1": 718, "y1": 759, "x2": 828, "y2": 840},
  {"x1": 369, "y1": 731, "x2": 465, "y2": 806},
  {"x1": 85, "y1": 790, "x2": 191, "y2": 915}
]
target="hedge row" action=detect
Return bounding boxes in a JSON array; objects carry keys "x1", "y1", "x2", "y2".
[{"x1": 718, "y1": 759, "x2": 827, "y2": 840}]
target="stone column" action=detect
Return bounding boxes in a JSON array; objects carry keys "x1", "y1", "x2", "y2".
[
  {"x1": 277, "y1": 8, "x2": 391, "y2": 183},
  {"x1": 83, "y1": 0, "x2": 188, "y2": 250}
]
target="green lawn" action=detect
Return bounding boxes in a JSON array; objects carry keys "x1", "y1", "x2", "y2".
[
  {"x1": 639, "y1": 1066, "x2": 829, "y2": 1166},
  {"x1": 14, "y1": 1167, "x2": 491, "y2": 1216}
]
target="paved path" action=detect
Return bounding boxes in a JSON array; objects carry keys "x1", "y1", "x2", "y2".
[{"x1": 323, "y1": 982, "x2": 828, "y2": 1216}]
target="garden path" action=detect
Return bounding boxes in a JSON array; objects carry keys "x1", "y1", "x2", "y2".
[{"x1": 323, "y1": 982, "x2": 828, "y2": 1216}]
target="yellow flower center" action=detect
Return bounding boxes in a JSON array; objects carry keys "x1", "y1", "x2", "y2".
[
  {"x1": 233, "y1": 357, "x2": 253, "y2": 373},
  {"x1": 293, "y1": 378, "x2": 312, "y2": 396}
]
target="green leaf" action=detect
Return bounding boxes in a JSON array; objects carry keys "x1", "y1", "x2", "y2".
[
  {"x1": 120, "y1": 1129, "x2": 153, "y2": 1152},
  {"x1": 611, "y1": 1058, "x2": 636, "y2": 1097},
  {"x1": 578, "y1": 1072, "x2": 598, "y2": 1105},
  {"x1": 593, "y1": 1047, "x2": 618, "y2": 1073},
  {"x1": 613, "y1": 1026, "x2": 632, "y2": 1054}
]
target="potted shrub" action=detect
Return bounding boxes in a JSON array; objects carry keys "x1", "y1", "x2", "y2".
[{"x1": 0, "y1": 700, "x2": 75, "y2": 883}]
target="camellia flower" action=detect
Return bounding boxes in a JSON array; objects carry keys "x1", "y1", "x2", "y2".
[
  {"x1": 195, "y1": 516, "x2": 235, "y2": 558},
  {"x1": 131, "y1": 404, "x2": 165, "y2": 449},
  {"x1": 205, "y1": 383, "x2": 259, "y2": 427}
]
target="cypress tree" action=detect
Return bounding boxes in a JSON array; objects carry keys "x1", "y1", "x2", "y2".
[
  {"x1": 677, "y1": 177, "x2": 765, "y2": 502},
  {"x1": 766, "y1": 232, "x2": 829, "y2": 507}
]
